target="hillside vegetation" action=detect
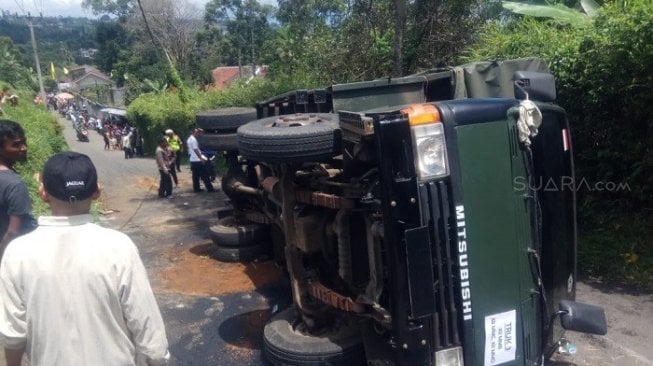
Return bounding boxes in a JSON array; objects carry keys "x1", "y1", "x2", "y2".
[
  {"x1": 0, "y1": 84, "x2": 67, "y2": 215},
  {"x1": 464, "y1": 0, "x2": 653, "y2": 288}
]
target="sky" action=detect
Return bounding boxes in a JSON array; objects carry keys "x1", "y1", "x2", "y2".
[{"x1": 0, "y1": 0, "x2": 268, "y2": 18}]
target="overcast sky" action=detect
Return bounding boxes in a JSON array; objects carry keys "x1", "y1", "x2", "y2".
[{"x1": 1, "y1": 0, "x2": 276, "y2": 18}]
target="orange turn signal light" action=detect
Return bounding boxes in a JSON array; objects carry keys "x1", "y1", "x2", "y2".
[{"x1": 401, "y1": 104, "x2": 441, "y2": 126}]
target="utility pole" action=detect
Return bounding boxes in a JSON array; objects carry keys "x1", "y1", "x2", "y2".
[{"x1": 26, "y1": 12, "x2": 46, "y2": 102}]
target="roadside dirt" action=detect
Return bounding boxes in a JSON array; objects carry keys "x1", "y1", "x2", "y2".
[
  {"x1": 98, "y1": 171, "x2": 285, "y2": 297},
  {"x1": 156, "y1": 242, "x2": 283, "y2": 296}
]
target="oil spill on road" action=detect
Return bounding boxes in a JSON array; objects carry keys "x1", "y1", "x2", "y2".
[{"x1": 155, "y1": 242, "x2": 285, "y2": 296}]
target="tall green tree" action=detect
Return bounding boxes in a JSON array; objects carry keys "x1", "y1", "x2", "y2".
[
  {"x1": 94, "y1": 21, "x2": 129, "y2": 75},
  {"x1": 269, "y1": 0, "x2": 346, "y2": 82},
  {"x1": 204, "y1": 0, "x2": 274, "y2": 74},
  {"x1": 402, "y1": 0, "x2": 488, "y2": 72},
  {"x1": 0, "y1": 36, "x2": 34, "y2": 89},
  {"x1": 269, "y1": 0, "x2": 489, "y2": 82},
  {"x1": 82, "y1": 0, "x2": 137, "y2": 17}
]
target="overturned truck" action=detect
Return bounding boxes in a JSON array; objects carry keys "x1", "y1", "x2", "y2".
[{"x1": 197, "y1": 58, "x2": 607, "y2": 366}]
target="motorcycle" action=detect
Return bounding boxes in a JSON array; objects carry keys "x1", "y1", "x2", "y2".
[{"x1": 76, "y1": 127, "x2": 89, "y2": 142}]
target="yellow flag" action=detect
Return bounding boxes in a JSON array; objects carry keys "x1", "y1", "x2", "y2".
[
  {"x1": 50, "y1": 62, "x2": 56, "y2": 79},
  {"x1": 63, "y1": 67, "x2": 69, "y2": 75}
]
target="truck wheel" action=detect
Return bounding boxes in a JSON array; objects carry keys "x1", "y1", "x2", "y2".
[
  {"x1": 210, "y1": 242, "x2": 270, "y2": 263},
  {"x1": 209, "y1": 216, "x2": 269, "y2": 247},
  {"x1": 196, "y1": 107, "x2": 257, "y2": 132},
  {"x1": 237, "y1": 113, "x2": 341, "y2": 163},
  {"x1": 198, "y1": 132, "x2": 238, "y2": 151},
  {"x1": 263, "y1": 307, "x2": 365, "y2": 366}
]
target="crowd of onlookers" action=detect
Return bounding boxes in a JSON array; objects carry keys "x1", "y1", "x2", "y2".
[
  {"x1": 54, "y1": 99, "x2": 145, "y2": 159},
  {"x1": 102, "y1": 122, "x2": 144, "y2": 159}
]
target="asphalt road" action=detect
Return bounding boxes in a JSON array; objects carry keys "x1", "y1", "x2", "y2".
[
  {"x1": 58, "y1": 118, "x2": 291, "y2": 366},
  {"x1": 3, "y1": 116, "x2": 650, "y2": 365}
]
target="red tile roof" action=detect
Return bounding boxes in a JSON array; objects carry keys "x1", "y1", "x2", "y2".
[{"x1": 211, "y1": 66, "x2": 269, "y2": 89}]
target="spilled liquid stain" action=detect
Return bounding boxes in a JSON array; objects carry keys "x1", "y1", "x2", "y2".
[{"x1": 156, "y1": 243, "x2": 284, "y2": 296}]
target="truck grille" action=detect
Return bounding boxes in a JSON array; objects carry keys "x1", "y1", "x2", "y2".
[{"x1": 420, "y1": 180, "x2": 462, "y2": 350}]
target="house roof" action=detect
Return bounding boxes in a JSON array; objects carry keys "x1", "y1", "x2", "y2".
[
  {"x1": 71, "y1": 64, "x2": 103, "y2": 75},
  {"x1": 73, "y1": 71, "x2": 114, "y2": 85},
  {"x1": 211, "y1": 65, "x2": 269, "y2": 89}
]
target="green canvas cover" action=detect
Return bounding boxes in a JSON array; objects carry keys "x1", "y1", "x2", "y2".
[{"x1": 453, "y1": 57, "x2": 551, "y2": 99}]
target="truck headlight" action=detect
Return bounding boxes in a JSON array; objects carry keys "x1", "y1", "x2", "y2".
[
  {"x1": 411, "y1": 122, "x2": 449, "y2": 181},
  {"x1": 434, "y1": 346, "x2": 464, "y2": 366}
]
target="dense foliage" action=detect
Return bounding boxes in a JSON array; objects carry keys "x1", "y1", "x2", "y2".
[
  {"x1": 465, "y1": 0, "x2": 653, "y2": 288},
  {"x1": 127, "y1": 75, "x2": 313, "y2": 152},
  {"x1": 0, "y1": 36, "x2": 36, "y2": 90},
  {"x1": 0, "y1": 16, "x2": 98, "y2": 80}
]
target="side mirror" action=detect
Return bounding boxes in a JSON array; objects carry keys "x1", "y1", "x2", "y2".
[
  {"x1": 513, "y1": 71, "x2": 557, "y2": 102},
  {"x1": 558, "y1": 300, "x2": 608, "y2": 335}
]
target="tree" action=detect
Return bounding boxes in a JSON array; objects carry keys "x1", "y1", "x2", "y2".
[
  {"x1": 0, "y1": 36, "x2": 34, "y2": 89},
  {"x1": 204, "y1": 0, "x2": 274, "y2": 74},
  {"x1": 127, "y1": 0, "x2": 202, "y2": 75},
  {"x1": 94, "y1": 21, "x2": 129, "y2": 74},
  {"x1": 270, "y1": 0, "x2": 347, "y2": 81},
  {"x1": 84, "y1": 0, "x2": 201, "y2": 79},
  {"x1": 82, "y1": 0, "x2": 137, "y2": 17},
  {"x1": 401, "y1": 0, "x2": 488, "y2": 72},
  {"x1": 393, "y1": 0, "x2": 407, "y2": 77}
]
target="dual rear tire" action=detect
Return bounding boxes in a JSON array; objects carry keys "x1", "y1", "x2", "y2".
[
  {"x1": 195, "y1": 107, "x2": 257, "y2": 152},
  {"x1": 208, "y1": 216, "x2": 270, "y2": 262}
]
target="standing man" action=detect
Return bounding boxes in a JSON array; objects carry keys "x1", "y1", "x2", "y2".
[
  {"x1": 165, "y1": 129, "x2": 182, "y2": 172},
  {"x1": 0, "y1": 152, "x2": 170, "y2": 366},
  {"x1": 155, "y1": 138, "x2": 173, "y2": 198},
  {"x1": 122, "y1": 128, "x2": 133, "y2": 159},
  {"x1": 186, "y1": 127, "x2": 214, "y2": 193},
  {"x1": 0, "y1": 120, "x2": 36, "y2": 257}
]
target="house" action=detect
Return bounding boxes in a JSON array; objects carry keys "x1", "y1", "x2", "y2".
[
  {"x1": 57, "y1": 65, "x2": 119, "y2": 105},
  {"x1": 79, "y1": 48, "x2": 99, "y2": 59},
  {"x1": 211, "y1": 65, "x2": 269, "y2": 89},
  {"x1": 68, "y1": 65, "x2": 114, "y2": 92}
]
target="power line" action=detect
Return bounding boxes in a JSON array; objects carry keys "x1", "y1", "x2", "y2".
[
  {"x1": 12, "y1": 0, "x2": 27, "y2": 15},
  {"x1": 12, "y1": 0, "x2": 47, "y2": 103}
]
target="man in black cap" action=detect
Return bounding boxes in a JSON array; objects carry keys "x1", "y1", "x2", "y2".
[{"x1": 0, "y1": 152, "x2": 169, "y2": 366}]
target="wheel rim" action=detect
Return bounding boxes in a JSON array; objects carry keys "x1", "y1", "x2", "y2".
[{"x1": 269, "y1": 114, "x2": 328, "y2": 128}]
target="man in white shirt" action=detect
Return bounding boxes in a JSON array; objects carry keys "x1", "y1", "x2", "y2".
[
  {"x1": 0, "y1": 151, "x2": 169, "y2": 366},
  {"x1": 186, "y1": 127, "x2": 214, "y2": 193}
]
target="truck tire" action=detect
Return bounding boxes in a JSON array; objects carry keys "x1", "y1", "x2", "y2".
[
  {"x1": 198, "y1": 132, "x2": 238, "y2": 151},
  {"x1": 237, "y1": 113, "x2": 341, "y2": 163},
  {"x1": 210, "y1": 242, "x2": 270, "y2": 263},
  {"x1": 196, "y1": 107, "x2": 257, "y2": 132},
  {"x1": 209, "y1": 216, "x2": 269, "y2": 247},
  {"x1": 263, "y1": 307, "x2": 365, "y2": 366}
]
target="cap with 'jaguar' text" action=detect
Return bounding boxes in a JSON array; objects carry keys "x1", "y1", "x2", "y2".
[{"x1": 42, "y1": 152, "x2": 98, "y2": 201}]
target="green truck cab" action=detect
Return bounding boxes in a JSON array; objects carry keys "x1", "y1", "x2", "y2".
[{"x1": 198, "y1": 58, "x2": 607, "y2": 365}]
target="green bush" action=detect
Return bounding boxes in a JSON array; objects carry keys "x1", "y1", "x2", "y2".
[
  {"x1": 127, "y1": 74, "x2": 323, "y2": 156},
  {"x1": 464, "y1": 0, "x2": 653, "y2": 288}
]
